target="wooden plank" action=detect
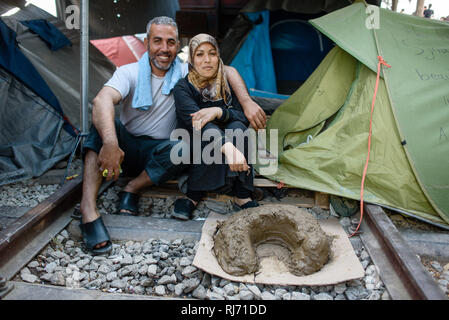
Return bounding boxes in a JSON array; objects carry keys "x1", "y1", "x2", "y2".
[
  {"x1": 136, "y1": 175, "x2": 329, "y2": 209},
  {"x1": 140, "y1": 187, "x2": 329, "y2": 209},
  {"x1": 314, "y1": 192, "x2": 330, "y2": 209},
  {"x1": 162, "y1": 177, "x2": 289, "y2": 188}
]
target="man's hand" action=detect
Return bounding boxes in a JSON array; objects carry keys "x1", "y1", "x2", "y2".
[
  {"x1": 97, "y1": 142, "x2": 124, "y2": 181},
  {"x1": 243, "y1": 99, "x2": 266, "y2": 131},
  {"x1": 221, "y1": 142, "x2": 250, "y2": 172},
  {"x1": 224, "y1": 65, "x2": 267, "y2": 130},
  {"x1": 191, "y1": 107, "x2": 222, "y2": 130},
  {"x1": 91, "y1": 86, "x2": 124, "y2": 181}
]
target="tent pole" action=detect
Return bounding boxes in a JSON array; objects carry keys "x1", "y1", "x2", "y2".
[{"x1": 80, "y1": 0, "x2": 89, "y2": 147}]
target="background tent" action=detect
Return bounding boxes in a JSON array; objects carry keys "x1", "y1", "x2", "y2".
[
  {"x1": 220, "y1": 0, "x2": 380, "y2": 96},
  {"x1": 262, "y1": 2, "x2": 449, "y2": 227},
  {"x1": 90, "y1": 35, "x2": 146, "y2": 67},
  {"x1": 0, "y1": 4, "x2": 114, "y2": 185}
]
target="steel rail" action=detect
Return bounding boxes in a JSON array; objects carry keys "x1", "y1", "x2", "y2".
[
  {"x1": 0, "y1": 177, "x2": 83, "y2": 280},
  {"x1": 360, "y1": 204, "x2": 447, "y2": 300}
]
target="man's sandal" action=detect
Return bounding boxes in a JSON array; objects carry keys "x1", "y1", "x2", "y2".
[
  {"x1": 172, "y1": 198, "x2": 196, "y2": 220},
  {"x1": 117, "y1": 191, "x2": 140, "y2": 216},
  {"x1": 79, "y1": 216, "x2": 112, "y2": 255}
]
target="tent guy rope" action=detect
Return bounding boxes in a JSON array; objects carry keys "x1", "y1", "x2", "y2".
[{"x1": 350, "y1": 55, "x2": 391, "y2": 238}]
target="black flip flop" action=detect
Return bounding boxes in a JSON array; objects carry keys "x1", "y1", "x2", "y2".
[
  {"x1": 79, "y1": 216, "x2": 112, "y2": 256},
  {"x1": 232, "y1": 200, "x2": 259, "y2": 212},
  {"x1": 172, "y1": 198, "x2": 196, "y2": 220},
  {"x1": 117, "y1": 191, "x2": 140, "y2": 216}
]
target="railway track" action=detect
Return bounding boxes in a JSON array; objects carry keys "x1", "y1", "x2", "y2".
[{"x1": 0, "y1": 176, "x2": 447, "y2": 301}]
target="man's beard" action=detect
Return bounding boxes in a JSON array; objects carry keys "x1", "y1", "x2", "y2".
[{"x1": 149, "y1": 54, "x2": 172, "y2": 71}]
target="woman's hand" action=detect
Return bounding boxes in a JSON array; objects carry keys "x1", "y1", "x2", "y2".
[
  {"x1": 191, "y1": 107, "x2": 222, "y2": 130},
  {"x1": 221, "y1": 142, "x2": 250, "y2": 172}
]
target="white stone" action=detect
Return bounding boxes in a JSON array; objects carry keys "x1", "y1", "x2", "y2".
[
  {"x1": 174, "y1": 283, "x2": 185, "y2": 296},
  {"x1": 192, "y1": 285, "x2": 207, "y2": 299},
  {"x1": 275, "y1": 288, "x2": 288, "y2": 299},
  {"x1": 182, "y1": 266, "x2": 198, "y2": 277},
  {"x1": 76, "y1": 258, "x2": 90, "y2": 269},
  {"x1": 368, "y1": 291, "x2": 382, "y2": 300},
  {"x1": 158, "y1": 274, "x2": 177, "y2": 285},
  {"x1": 20, "y1": 267, "x2": 31, "y2": 275},
  {"x1": 147, "y1": 264, "x2": 158, "y2": 277},
  {"x1": 223, "y1": 283, "x2": 237, "y2": 296},
  {"x1": 360, "y1": 250, "x2": 370, "y2": 261},
  {"x1": 172, "y1": 239, "x2": 183, "y2": 246},
  {"x1": 73, "y1": 270, "x2": 81, "y2": 282},
  {"x1": 183, "y1": 278, "x2": 200, "y2": 293},
  {"x1": 50, "y1": 250, "x2": 68, "y2": 260},
  {"x1": 431, "y1": 261, "x2": 443, "y2": 273},
  {"x1": 138, "y1": 265, "x2": 148, "y2": 275},
  {"x1": 212, "y1": 286, "x2": 226, "y2": 297},
  {"x1": 97, "y1": 264, "x2": 111, "y2": 274},
  {"x1": 155, "y1": 285, "x2": 166, "y2": 296},
  {"x1": 110, "y1": 279, "x2": 126, "y2": 289},
  {"x1": 133, "y1": 255, "x2": 143, "y2": 264},
  {"x1": 365, "y1": 264, "x2": 378, "y2": 276},
  {"x1": 50, "y1": 272, "x2": 66, "y2": 286},
  {"x1": 65, "y1": 240, "x2": 75, "y2": 248},
  {"x1": 121, "y1": 254, "x2": 133, "y2": 265},
  {"x1": 160, "y1": 252, "x2": 169, "y2": 260},
  {"x1": 291, "y1": 292, "x2": 311, "y2": 300},
  {"x1": 313, "y1": 292, "x2": 333, "y2": 300},
  {"x1": 145, "y1": 257, "x2": 158, "y2": 265},
  {"x1": 334, "y1": 282, "x2": 347, "y2": 294},
  {"x1": 60, "y1": 230, "x2": 69, "y2": 239},
  {"x1": 45, "y1": 261, "x2": 59, "y2": 273},
  {"x1": 282, "y1": 293, "x2": 292, "y2": 300},
  {"x1": 206, "y1": 290, "x2": 225, "y2": 300},
  {"x1": 40, "y1": 273, "x2": 53, "y2": 282},
  {"x1": 246, "y1": 284, "x2": 262, "y2": 300},
  {"x1": 179, "y1": 257, "x2": 191, "y2": 267},
  {"x1": 106, "y1": 271, "x2": 118, "y2": 282},
  {"x1": 261, "y1": 291, "x2": 276, "y2": 300},
  {"x1": 21, "y1": 273, "x2": 37, "y2": 283},
  {"x1": 239, "y1": 290, "x2": 254, "y2": 300},
  {"x1": 27, "y1": 261, "x2": 40, "y2": 269}
]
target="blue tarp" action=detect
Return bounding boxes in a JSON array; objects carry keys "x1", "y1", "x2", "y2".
[
  {"x1": 230, "y1": 11, "x2": 334, "y2": 95},
  {"x1": 0, "y1": 18, "x2": 76, "y2": 136},
  {"x1": 21, "y1": 19, "x2": 72, "y2": 51},
  {"x1": 249, "y1": 88, "x2": 289, "y2": 100},
  {"x1": 270, "y1": 20, "x2": 334, "y2": 82},
  {"x1": 230, "y1": 11, "x2": 277, "y2": 94}
]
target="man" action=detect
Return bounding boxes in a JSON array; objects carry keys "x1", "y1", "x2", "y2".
[
  {"x1": 424, "y1": 4, "x2": 434, "y2": 18},
  {"x1": 78, "y1": 16, "x2": 266, "y2": 254}
]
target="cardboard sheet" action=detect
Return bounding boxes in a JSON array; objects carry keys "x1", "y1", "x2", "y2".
[{"x1": 193, "y1": 212, "x2": 365, "y2": 286}]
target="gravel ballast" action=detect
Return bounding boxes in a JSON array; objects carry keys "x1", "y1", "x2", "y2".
[{"x1": 2, "y1": 159, "x2": 448, "y2": 299}]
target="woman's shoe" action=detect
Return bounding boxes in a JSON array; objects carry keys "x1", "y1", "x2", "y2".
[
  {"x1": 232, "y1": 200, "x2": 259, "y2": 212},
  {"x1": 172, "y1": 198, "x2": 196, "y2": 220}
]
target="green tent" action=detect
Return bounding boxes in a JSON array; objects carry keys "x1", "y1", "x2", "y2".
[{"x1": 261, "y1": 2, "x2": 449, "y2": 227}]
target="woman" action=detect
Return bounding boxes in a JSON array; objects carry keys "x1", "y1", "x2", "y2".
[{"x1": 172, "y1": 33, "x2": 258, "y2": 220}]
